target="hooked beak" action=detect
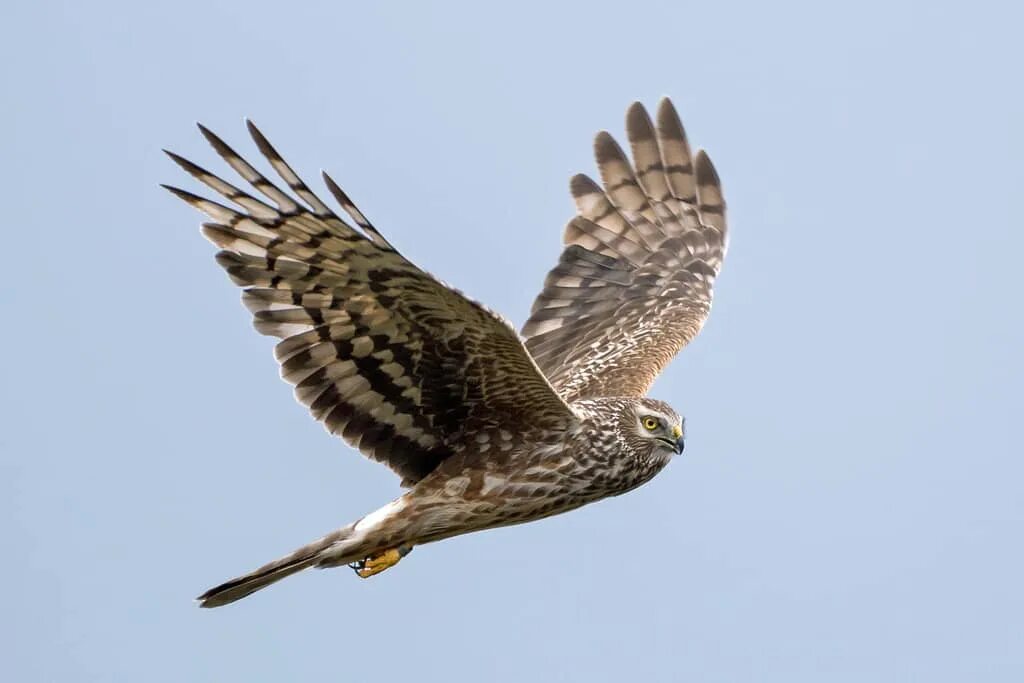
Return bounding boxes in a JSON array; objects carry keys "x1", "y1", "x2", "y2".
[{"x1": 672, "y1": 424, "x2": 685, "y2": 454}]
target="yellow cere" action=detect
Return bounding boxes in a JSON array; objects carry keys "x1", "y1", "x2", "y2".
[{"x1": 671, "y1": 424, "x2": 682, "y2": 439}]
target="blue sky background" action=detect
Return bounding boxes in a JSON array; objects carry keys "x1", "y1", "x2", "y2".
[{"x1": 3, "y1": 1, "x2": 1022, "y2": 680}]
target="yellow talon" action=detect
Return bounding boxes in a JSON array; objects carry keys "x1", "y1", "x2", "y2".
[{"x1": 350, "y1": 546, "x2": 412, "y2": 579}]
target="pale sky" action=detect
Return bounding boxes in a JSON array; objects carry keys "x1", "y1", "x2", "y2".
[{"x1": 3, "y1": 1, "x2": 1022, "y2": 681}]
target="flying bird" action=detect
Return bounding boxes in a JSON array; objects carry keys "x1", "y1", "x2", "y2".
[{"x1": 164, "y1": 98, "x2": 728, "y2": 607}]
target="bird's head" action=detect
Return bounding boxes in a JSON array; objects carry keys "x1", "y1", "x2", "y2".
[{"x1": 629, "y1": 398, "x2": 685, "y2": 458}]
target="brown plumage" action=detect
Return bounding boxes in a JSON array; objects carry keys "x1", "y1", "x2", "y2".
[{"x1": 165, "y1": 98, "x2": 727, "y2": 607}]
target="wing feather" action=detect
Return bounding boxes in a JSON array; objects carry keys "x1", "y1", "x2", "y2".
[
  {"x1": 167, "y1": 124, "x2": 572, "y2": 485},
  {"x1": 523, "y1": 99, "x2": 728, "y2": 400}
]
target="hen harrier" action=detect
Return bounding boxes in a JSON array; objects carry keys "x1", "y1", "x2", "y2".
[{"x1": 165, "y1": 98, "x2": 727, "y2": 607}]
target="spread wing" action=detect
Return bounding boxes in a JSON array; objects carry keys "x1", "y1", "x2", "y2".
[
  {"x1": 165, "y1": 122, "x2": 572, "y2": 486},
  {"x1": 522, "y1": 99, "x2": 727, "y2": 401}
]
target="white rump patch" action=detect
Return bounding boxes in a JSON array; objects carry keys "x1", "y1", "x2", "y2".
[{"x1": 354, "y1": 498, "x2": 405, "y2": 533}]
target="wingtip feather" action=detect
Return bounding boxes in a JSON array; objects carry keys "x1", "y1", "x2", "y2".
[
  {"x1": 160, "y1": 183, "x2": 192, "y2": 199},
  {"x1": 163, "y1": 148, "x2": 203, "y2": 176},
  {"x1": 625, "y1": 101, "x2": 653, "y2": 138},
  {"x1": 569, "y1": 173, "x2": 601, "y2": 199},
  {"x1": 694, "y1": 149, "x2": 720, "y2": 185}
]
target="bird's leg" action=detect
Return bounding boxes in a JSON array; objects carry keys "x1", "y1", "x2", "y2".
[{"x1": 349, "y1": 545, "x2": 413, "y2": 579}]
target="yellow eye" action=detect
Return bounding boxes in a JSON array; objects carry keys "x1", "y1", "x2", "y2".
[{"x1": 642, "y1": 417, "x2": 659, "y2": 431}]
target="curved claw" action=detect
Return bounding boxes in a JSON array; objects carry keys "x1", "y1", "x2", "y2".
[{"x1": 349, "y1": 545, "x2": 414, "y2": 579}]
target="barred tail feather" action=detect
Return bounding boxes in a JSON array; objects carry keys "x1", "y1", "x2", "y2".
[
  {"x1": 197, "y1": 556, "x2": 316, "y2": 608},
  {"x1": 196, "y1": 498, "x2": 410, "y2": 608},
  {"x1": 197, "y1": 525, "x2": 355, "y2": 608}
]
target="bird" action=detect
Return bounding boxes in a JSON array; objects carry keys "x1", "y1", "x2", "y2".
[{"x1": 164, "y1": 98, "x2": 727, "y2": 608}]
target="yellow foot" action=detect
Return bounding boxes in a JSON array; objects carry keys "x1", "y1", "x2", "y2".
[{"x1": 349, "y1": 545, "x2": 413, "y2": 579}]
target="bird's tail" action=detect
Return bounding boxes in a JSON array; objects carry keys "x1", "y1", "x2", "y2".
[
  {"x1": 196, "y1": 498, "x2": 410, "y2": 608},
  {"x1": 196, "y1": 526, "x2": 349, "y2": 608}
]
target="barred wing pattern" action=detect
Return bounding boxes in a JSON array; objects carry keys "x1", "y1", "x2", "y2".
[
  {"x1": 523, "y1": 99, "x2": 727, "y2": 401},
  {"x1": 165, "y1": 122, "x2": 571, "y2": 486}
]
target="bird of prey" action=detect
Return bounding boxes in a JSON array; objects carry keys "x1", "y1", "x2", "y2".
[{"x1": 165, "y1": 98, "x2": 727, "y2": 608}]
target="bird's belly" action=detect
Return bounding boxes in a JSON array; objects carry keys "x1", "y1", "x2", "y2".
[{"x1": 406, "y1": 453, "x2": 666, "y2": 544}]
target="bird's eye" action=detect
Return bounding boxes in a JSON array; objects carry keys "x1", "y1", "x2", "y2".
[{"x1": 642, "y1": 417, "x2": 659, "y2": 431}]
